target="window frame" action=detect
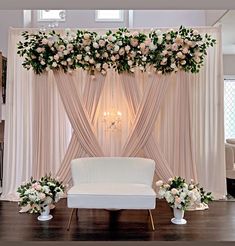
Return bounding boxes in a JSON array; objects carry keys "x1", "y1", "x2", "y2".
[
  {"x1": 37, "y1": 10, "x2": 66, "y2": 22},
  {"x1": 95, "y1": 10, "x2": 124, "y2": 22}
]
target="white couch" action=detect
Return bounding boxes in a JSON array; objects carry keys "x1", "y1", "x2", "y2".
[{"x1": 66, "y1": 157, "x2": 157, "y2": 230}]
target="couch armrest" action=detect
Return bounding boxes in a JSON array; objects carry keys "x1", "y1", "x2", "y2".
[{"x1": 225, "y1": 144, "x2": 235, "y2": 170}]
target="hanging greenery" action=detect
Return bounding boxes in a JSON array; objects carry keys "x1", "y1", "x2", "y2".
[{"x1": 17, "y1": 26, "x2": 216, "y2": 75}]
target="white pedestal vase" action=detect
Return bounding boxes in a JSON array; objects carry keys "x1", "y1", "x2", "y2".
[
  {"x1": 37, "y1": 205, "x2": 53, "y2": 221},
  {"x1": 171, "y1": 208, "x2": 187, "y2": 225}
]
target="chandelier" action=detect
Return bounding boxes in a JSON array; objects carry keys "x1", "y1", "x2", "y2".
[{"x1": 103, "y1": 108, "x2": 122, "y2": 131}]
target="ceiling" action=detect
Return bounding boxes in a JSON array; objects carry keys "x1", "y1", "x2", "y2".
[{"x1": 1, "y1": 0, "x2": 235, "y2": 10}]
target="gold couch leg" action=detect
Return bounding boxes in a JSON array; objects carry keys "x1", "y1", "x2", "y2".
[
  {"x1": 148, "y1": 209, "x2": 155, "y2": 231},
  {"x1": 67, "y1": 208, "x2": 75, "y2": 231}
]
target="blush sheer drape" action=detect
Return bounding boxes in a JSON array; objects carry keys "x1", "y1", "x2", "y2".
[{"x1": 1, "y1": 27, "x2": 226, "y2": 201}]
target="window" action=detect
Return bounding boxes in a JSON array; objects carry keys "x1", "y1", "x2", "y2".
[
  {"x1": 224, "y1": 79, "x2": 235, "y2": 139},
  {"x1": 37, "y1": 10, "x2": 66, "y2": 22},
  {"x1": 95, "y1": 10, "x2": 124, "y2": 22}
]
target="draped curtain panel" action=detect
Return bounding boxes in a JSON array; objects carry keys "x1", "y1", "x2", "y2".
[{"x1": 1, "y1": 27, "x2": 226, "y2": 201}]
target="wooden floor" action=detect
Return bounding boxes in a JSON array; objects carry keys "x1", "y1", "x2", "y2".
[{"x1": 0, "y1": 199, "x2": 235, "y2": 241}]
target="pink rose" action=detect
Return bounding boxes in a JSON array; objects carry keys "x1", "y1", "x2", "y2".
[{"x1": 130, "y1": 38, "x2": 139, "y2": 47}]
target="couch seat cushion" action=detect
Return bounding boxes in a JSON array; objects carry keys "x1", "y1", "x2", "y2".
[{"x1": 67, "y1": 183, "x2": 156, "y2": 209}]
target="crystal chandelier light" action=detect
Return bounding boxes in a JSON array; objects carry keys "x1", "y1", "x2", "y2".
[{"x1": 103, "y1": 108, "x2": 122, "y2": 131}]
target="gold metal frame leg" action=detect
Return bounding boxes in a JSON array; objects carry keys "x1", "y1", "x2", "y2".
[
  {"x1": 67, "y1": 208, "x2": 75, "y2": 231},
  {"x1": 148, "y1": 209, "x2": 155, "y2": 231}
]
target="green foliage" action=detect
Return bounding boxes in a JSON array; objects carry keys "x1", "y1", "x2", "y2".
[{"x1": 17, "y1": 27, "x2": 216, "y2": 75}]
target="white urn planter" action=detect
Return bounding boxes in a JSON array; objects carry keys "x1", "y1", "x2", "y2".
[
  {"x1": 37, "y1": 205, "x2": 53, "y2": 221},
  {"x1": 171, "y1": 208, "x2": 187, "y2": 225}
]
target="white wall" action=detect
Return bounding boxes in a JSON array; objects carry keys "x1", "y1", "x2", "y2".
[
  {"x1": 133, "y1": 10, "x2": 206, "y2": 28},
  {"x1": 223, "y1": 55, "x2": 235, "y2": 76},
  {"x1": 0, "y1": 10, "x2": 215, "y2": 57},
  {"x1": 33, "y1": 10, "x2": 129, "y2": 29},
  {"x1": 205, "y1": 10, "x2": 228, "y2": 26},
  {"x1": 0, "y1": 10, "x2": 23, "y2": 56}
]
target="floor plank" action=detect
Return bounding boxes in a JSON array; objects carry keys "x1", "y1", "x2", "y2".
[{"x1": 0, "y1": 199, "x2": 234, "y2": 241}]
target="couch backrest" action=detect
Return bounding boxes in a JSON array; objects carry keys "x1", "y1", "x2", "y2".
[{"x1": 71, "y1": 157, "x2": 155, "y2": 186}]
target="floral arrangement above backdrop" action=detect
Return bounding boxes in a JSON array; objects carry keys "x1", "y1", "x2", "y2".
[
  {"x1": 17, "y1": 174, "x2": 65, "y2": 213},
  {"x1": 156, "y1": 176, "x2": 213, "y2": 210},
  {"x1": 17, "y1": 26, "x2": 216, "y2": 75}
]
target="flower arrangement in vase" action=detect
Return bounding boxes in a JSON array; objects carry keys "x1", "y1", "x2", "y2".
[
  {"x1": 17, "y1": 174, "x2": 65, "y2": 221},
  {"x1": 187, "y1": 179, "x2": 213, "y2": 211},
  {"x1": 156, "y1": 176, "x2": 213, "y2": 224}
]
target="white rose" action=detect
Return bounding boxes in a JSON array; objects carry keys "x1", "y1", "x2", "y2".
[
  {"x1": 114, "y1": 45, "x2": 120, "y2": 52},
  {"x1": 76, "y1": 54, "x2": 82, "y2": 60},
  {"x1": 67, "y1": 43, "x2": 74, "y2": 51},
  {"x1": 128, "y1": 60, "x2": 133, "y2": 66},
  {"x1": 52, "y1": 62, "x2": 57, "y2": 67},
  {"x1": 84, "y1": 55, "x2": 90, "y2": 62},
  {"x1": 194, "y1": 56, "x2": 201, "y2": 63},
  {"x1": 142, "y1": 56, "x2": 147, "y2": 62},
  {"x1": 63, "y1": 50, "x2": 69, "y2": 55},
  {"x1": 58, "y1": 52, "x2": 63, "y2": 58},
  {"x1": 157, "y1": 35, "x2": 163, "y2": 44},
  {"x1": 102, "y1": 63, "x2": 109, "y2": 70},
  {"x1": 170, "y1": 63, "x2": 176, "y2": 69},
  {"x1": 89, "y1": 58, "x2": 94, "y2": 64},
  {"x1": 85, "y1": 46, "x2": 90, "y2": 52},
  {"x1": 171, "y1": 43, "x2": 178, "y2": 51},
  {"x1": 61, "y1": 61, "x2": 67, "y2": 66},
  {"x1": 171, "y1": 188, "x2": 179, "y2": 195},
  {"x1": 111, "y1": 56, "x2": 116, "y2": 62},
  {"x1": 149, "y1": 44, "x2": 157, "y2": 51},
  {"x1": 40, "y1": 60, "x2": 46, "y2": 65},
  {"x1": 108, "y1": 35, "x2": 116, "y2": 42},
  {"x1": 103, "y1": 52, "x2": 109, "y2": 58},
  {"x1": 125, "y1": 45, "x2": 131, "y2": 52},
  {"x1": 54, "y1": 54, "x2": 60, "y2": 61},
  {"x1": 180, "y1": 192, "x2": 187, "y2": 199},
  {"x1": 181, "y1": 60, "x2": 186, "y2": 65},
  {"x1": 162, "y1": 50, "x2": 168, "y2": 56},
  {"x1": 38, "y1": 193, "x2": 46, "y2": 200},
  {"x1": 118, "y1": 41, "x2": 123, "y2": 46},
  {"x1": 98, "y1": 39, "x2": 106, "y2": 47},
  {"x1": 132, "y1": 31, "x2": 139, "y2": 37},
  {"x1": 166, "y1": 34, "x2": 171, "y2": 41},
  {"x1": 41, "y1": 38, "x2": 48, "y2": 45},
  {"x1": 182, "y1": 47, "x2": 189, "y2": 54},
  {"x1": 101, "y1": 69, "x2": 107, "y2": 75},
  {"x1": 84, "y1": 33, "x2": 90, "y2": 40},
  {"x1": 58, "y1": 45, "x2": 65, "y2": 51},
  {"x1": 156, "y1": 180, "x2": 163, "y2": 187},
  {"x1": 96, "y1": 63, "x2": 101, "y2": 69},
  {"x1": 48, "y1": 41, "x2": 54, "y2": 47},
  {"x1": 93, "y1": 42, "x2": 99, "y2": 49},
  {"x1": 36, "y1": 47, "x2": 42, "y2": 53},
  {"x1": 119, "y1": 48, "x2": 125, "y2": 56},
  {"x1": 158, "y1": 188, "x2": 166, "y2": 198},
  {"x1": 96, "y1": 53, "x2": 100, "y2": 58},
  {"x1": 155, "y1": 29, "x2": 162, "y2": 36},
  {"x1": 130, "y1": 68, "x2": 135, "y2": 73},
  {"x1": 193, "y1": 29, "x2": 199, "y2": 35}
]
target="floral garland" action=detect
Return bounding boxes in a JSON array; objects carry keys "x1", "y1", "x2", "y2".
[{"x1": 17, "y1": 26, "x2": 216, "y2": 75}]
